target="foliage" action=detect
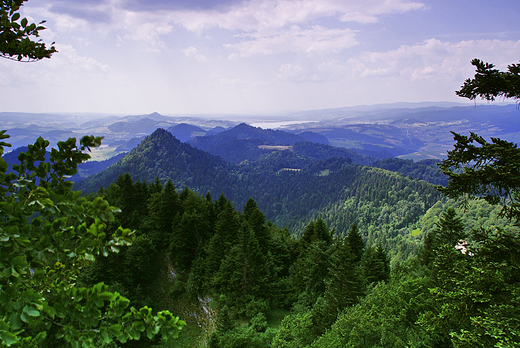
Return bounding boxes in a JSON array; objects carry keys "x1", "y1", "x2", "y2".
[
  {"x1": 456, "y1": 58, "x2": 520, "y2": 101},
  {"x1": 437, "y1": 131, "x2": 520, "y2": 221},
  {"x1": 374, "y1": 158, "x2": 448, "y2": 186},
  {"x1": 312, "y1": 262, "x2": 433, "y2": 348},
  {"x1": 0, "y1": 0, "x2": 56, "y2": 61},
  {"x1": 420, "y1": 227, "x2": 520, "y2": 347},
  {"x1": 0, "y1": 131, "x2": 185, "y2": 347}
]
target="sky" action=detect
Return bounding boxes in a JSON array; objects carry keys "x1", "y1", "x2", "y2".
[{"x1": 1, "y1": 0, "x2": 519, "y2": 116}]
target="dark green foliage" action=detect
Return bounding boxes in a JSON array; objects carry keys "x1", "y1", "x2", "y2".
[
  {"x1": 272, "y1": 310, "x2": 316, "y2": 348},
  {"x1": 0, "y1": 131, "x2": 185, "y2": 347},
  {"x1": 312, "y1": 263, "x2": 433, "y2": 348},
  {"x1": 363, "y1": 244, "x2": 390, "y2": 284},
  {"x1": 169, "y1": 189, "x2": 212, "y2": 273},
  {"x1": 374, "y1": 157, "x2": 448, "y2": 186},
  {"x1": 438, "y1": 131, "x2": 520, "y2": 221},
  {"x1": 299, "y1": 218, "x2": 334, "y2": 248},
  {"x1": 419, "y1": 207, "x2": 466, "y2": 269},
  {"x1": 456, "y1": 58, "x2": 520, "y2": 101},
  {"x1": 420, "y1": 227, "x2": 520, "y2": 347},
  {"x1": 312, "y1": 238, "x2": 365, "y2": 334},
  {"x1": 76, "y1": 129, "x2": 442, "y2": 265},
  {"x1": 434, "y1": 207, "x2": 466, "y2": 247},
  {"x1": 0, "y1": 0, "x2": 56, "y2": 61},
  {"x1": 290, "y1": 219, "x2": 336, "y2": 306},
  {"x1": 345, "y1": 224, "x2": 365, "y2": 262}
]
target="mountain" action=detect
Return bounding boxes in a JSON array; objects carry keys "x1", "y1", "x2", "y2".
[
  {"x1": 189, "y1": 123, "x2": 376, "y2": 165},
  {"x1": 295, "y1": 131, "x2": 330, "y2": 145},
  {"x1": 202, "y1": 123, "x2": 305, "y2": 143},
  {"x1": 166, "y1": 123, "x2": 207, "y2": 142},
  {"x1": 75, "y1": 128, "x2": 442, "y2": 261},
  {"x1": 75, "y1": 128, "x2": 231, "y2": 194}
]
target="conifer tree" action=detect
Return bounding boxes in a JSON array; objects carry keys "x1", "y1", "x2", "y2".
[
  {"x1": 148, "y1": 179, "x2": 181, "y2": 245},
  {"x1": 206, "y1": 197, "x2": 241, "y2": 286},
  {"x1": 243, "y1": 198, "x2": 270, "y2": 253},
  {"x1": 346, "y1": 224, "x2": 365, "y2": 263},
  {"x1": 313, "y1": 237, "x2": 365, "y2": 334},
  {"x1": 363, "y1": 244, "x2": 390, "y2": 284}
]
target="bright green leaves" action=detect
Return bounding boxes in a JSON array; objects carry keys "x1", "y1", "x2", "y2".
[
  {"x1": 0, "y1": 132, "x2": 186, "y2": 346},
  {"x1": 0, "y1": 0, "x2": 57, "y2": 61}
]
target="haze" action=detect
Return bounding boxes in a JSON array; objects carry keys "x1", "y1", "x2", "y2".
[{"x1": 1, "y1": 0, "x2": 519, "y2": 116}]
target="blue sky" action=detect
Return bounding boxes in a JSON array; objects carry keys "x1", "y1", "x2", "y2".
[{"x1": 1, "y1": 0, "x2": 519, "y2": 115}]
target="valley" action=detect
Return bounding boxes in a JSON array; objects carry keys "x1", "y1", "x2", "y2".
[{"x1": 1, "y1": 101, "x2": 520, "y2": 347}]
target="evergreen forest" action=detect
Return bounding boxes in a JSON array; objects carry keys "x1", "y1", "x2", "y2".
[{"x1": 1, "y1": 2, "x2": 520, "y2": 346}]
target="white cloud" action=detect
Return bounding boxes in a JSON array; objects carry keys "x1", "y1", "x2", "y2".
[
  {"x1": 338, "y1": 0, "x2": 425, "y2": 23},
  {"x1": 53, "y1": 44, "x2": 110, "y2": 72},
  {"x1": 352, "y1": 39, "x2": 520, "y2": 81},
  {"x1": 226, "y1": 25, "x2": 357, "y2": 57},
  {"x1": 183, "y1": 47, "x2": 207, "y2": 62},
  {"x1": 20, "y1": 0, "x2": 424, "y2": 57}
]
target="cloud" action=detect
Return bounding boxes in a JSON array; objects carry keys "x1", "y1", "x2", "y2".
[
  {"x1": 122, "y1": 0, "x2": 246, "y2": 12},
  {"x1": 338, "y1": 0, "x2": 425, "y2": 23},
  {"x1": 183, "y1": 47, "x2": 207, "y2": 62},
  {"x1": 49, "y1": 1, "x2": 113, "y2": 23},
  {"x1": 352, "y1": 38, "x2": 520, "y2": 81},
  {"x1": 53, "y1": 44, "x2": 110, "y2": 72},
  {"x1": 37, "y1": 0, "x2": 425, "y2": 40},
  {"x1": 226, "y1": 25, "x2": 358, "y2": 57},
  {"x1": 169, "y1": 0, "x2": 425, "y2": 33}
]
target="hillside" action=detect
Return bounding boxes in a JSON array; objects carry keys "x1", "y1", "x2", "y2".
[
  {"x1": 189, "y1": 123, "x2": 375, "y2": 165},
  {"x1": 76, "y1": 128, "x2": 443, "y2": 262},
  {"x1": 75, "y1": 128, "x2": 231, "y2": 193}
]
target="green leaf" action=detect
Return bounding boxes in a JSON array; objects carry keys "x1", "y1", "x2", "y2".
[
  {"x1": 0, "y1": 331, "x2": 17, "y2": 346},
  {"x1": 109, "y1": 324, "x2": 122, "y2": 336},
  {"x1": 23, "y1": 305, "x2": 40, "y2": 317},
  {"x1": 10, "y1": 313, "x2": 22, "y2": 330},
  {"x1": 99, "y1": 292, "x2": 115, "y2": 301},
  {"x1": 101, "y1": 329, "x2": 111, "y2": 343}
]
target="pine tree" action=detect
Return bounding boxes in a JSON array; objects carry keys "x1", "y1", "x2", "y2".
[
  {"x1": 434, "y1": 208, "x2": 466, "y2": 247},
  {"x1": 346, "y1": 224, "x2": 365, "y2": 263},
  {"x1": 313, "y1": 237, "x2": 365, "y2": 334},
  {"x1": 363, "y1": 244, "x2": 390, "y2": 284},
  {"x1": 243, "y1": 198, "x2": 270, "y2": 253},
  {"x1": 148, "y1": 179, "x2": 182, "y2": 246}
]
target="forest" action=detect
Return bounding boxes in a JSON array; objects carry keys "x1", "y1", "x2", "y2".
[{"x1": 1, "y1": 2, "x2": 520, "y2": 347}]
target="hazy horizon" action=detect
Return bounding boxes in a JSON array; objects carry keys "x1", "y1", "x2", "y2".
[{"x1": 2, "y1": 0, "x2": 519, "y2": 116}]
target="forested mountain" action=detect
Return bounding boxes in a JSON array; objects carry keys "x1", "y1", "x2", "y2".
[
  {"x1": 76, "y1": 129, "x2": 231, "y2": 194},
  {"x1": 188, "y1": 123, "x2": 375, "y2": 165},
  {"x1": 373, "y1": 158, "x2": 447, "y2": 186},
  {"x1": 76, "y1": 128, "x2": 443, "y2": 263}
]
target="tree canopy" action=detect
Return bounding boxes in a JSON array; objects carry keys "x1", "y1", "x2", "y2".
[
  {"x1": 456, "y1": 58, "x2": 520, "y2": 102},
  {"x1": 439, "y1": 59, "x2": 520, "y2": 221},
  {"x1": 0, "y1": 131, "x2": 185, "y2": 347},
  {"x1": 0, "y1": 0, "x2": 56, "y2": 61}
]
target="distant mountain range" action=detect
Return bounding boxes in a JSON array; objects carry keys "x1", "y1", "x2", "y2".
[{"x1": 3, "y1": 103, "x2": 518, "y2": 161}]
